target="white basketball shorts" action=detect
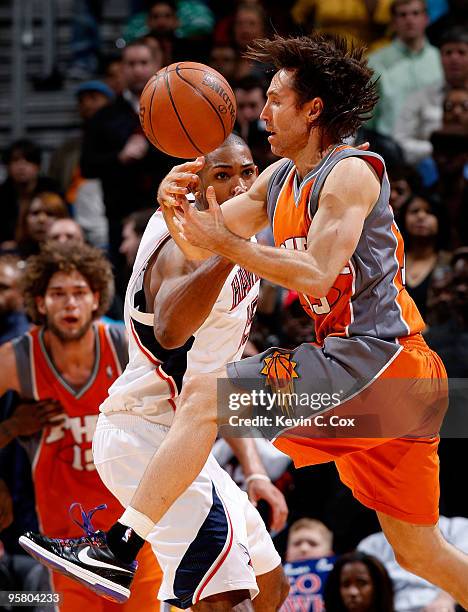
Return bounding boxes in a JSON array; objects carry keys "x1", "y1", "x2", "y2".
[{"x1": 92, "y1": 413, "x2": 281, "y2": 609}]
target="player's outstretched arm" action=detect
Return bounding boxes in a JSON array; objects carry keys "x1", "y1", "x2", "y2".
[
  {"x1": 152, "y1": 240, "x2": 234, "y2": 349},
  {"x1": 175, "y1": 157, "x2": 380, "y2": 296}
]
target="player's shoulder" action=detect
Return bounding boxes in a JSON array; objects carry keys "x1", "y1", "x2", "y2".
[{"x1": 0, "y1": 338, "x2": 21, "y2": 393}]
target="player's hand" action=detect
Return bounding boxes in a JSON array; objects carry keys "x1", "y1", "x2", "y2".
[
  {"x1": 0, "y1": 478, "x2": 13, "y2": 531},
  {"x1": 174, "y1": 186, "x2": 229, "y2": 252},
  {"x1": 247, "y1": 479, "x2": 288, "y2": 532},
  {"x1": 119, "y1": 134, "x2": 149, "y2": 163},
  {"x1": 9, "y1": 399, "x2": 65, "y2": 437},
  {"x1": 157, "y1": 158, "x2": 204, "y2": 208}
]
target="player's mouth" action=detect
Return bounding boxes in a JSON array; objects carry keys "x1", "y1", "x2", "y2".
[{"x1": 61, "y1": 315, "x2": 80, "y2": 325}]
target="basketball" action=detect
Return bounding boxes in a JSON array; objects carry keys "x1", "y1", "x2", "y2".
[{"x1": 139, "y1": 61, "x2": 237, "y2": 158}]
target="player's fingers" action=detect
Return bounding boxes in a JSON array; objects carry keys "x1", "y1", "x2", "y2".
[
  {"x1": 206, "y1": 186, "x2": 220, "y2": 211},
  {"x1": 173, "y1": 157, "x2": 205, "y2": 174}
]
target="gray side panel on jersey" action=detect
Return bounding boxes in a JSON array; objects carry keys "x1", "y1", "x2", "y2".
[
  {"x1": 266, "y1": 160, "x2": 293, "y2": 226},
  {"x1": 307, "y1": 148, "x2": 409, "y2": 340},
  {"x1": 107, "y1": 324, "x2": 129, "y2": 370},
  {"x1": 12, "y1": 334, "x2": 34, "y2": 399}
]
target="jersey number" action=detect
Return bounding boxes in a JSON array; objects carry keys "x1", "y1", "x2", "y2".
[{"x1": 311, "y1": 296, "x2": 331, "y2": 315}]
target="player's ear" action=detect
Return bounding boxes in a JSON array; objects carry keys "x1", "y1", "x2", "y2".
[
  {"x1": 36, "y1": 296, "x2": 46, "y2": 316},
  {"x1": 92, "y1": 292, "x2": 99, "y2": 313},
  {"x1": 305, "y1": 97, "x2": 323, "y2": 122}
]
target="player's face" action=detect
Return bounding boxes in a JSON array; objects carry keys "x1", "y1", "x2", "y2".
[
  {"x1": 261, "y1": 70, "x2": 316, "y2": 159},
  {"x1": 37, "y1": 271, "x2": 98, "y2": 342},
  {"x1": 199, "y1": 144, "x2": 257, "y2": 206},
  {"x1": 123, "y1": 45, "x2": 160, "y2": 96},
  {"x1": 286, "y1": 528, "x2": 332, "y2": 562},
  {"x1": 340, "y1": 562, "x2": 374, "y2": 611}
]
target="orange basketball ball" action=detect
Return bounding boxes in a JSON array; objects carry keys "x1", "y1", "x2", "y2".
[{"x1": 139, "y1": 62, "x2": 237, "y2": 158}]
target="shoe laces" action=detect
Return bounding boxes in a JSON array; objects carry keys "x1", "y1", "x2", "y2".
[{"x1": 68, "y1": 502, "x2": 108, "y2": 543}]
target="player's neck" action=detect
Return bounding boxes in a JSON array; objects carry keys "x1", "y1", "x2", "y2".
[
  {"x1": 43, "y1": 326, "x2": 96, "y2": 375},
  {"x1": 294, "y1": 132, "x2": 336, "y2": 180}
]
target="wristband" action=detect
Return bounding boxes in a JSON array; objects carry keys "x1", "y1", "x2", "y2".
[{"x1": 245, "y1": 473, "x2": 271, "y2": 485}]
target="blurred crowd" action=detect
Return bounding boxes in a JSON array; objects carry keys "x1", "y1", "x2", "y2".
[{"x1": 0, "y1": 0, "x2": 467, "y2": 610}]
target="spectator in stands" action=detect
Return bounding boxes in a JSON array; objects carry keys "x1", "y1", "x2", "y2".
[
  {"x1": 235, "y1": 76, "x2": 266, "y2": 141},
  {"x1": 15, "y1": 192, "x2": 69, "y2": 259},
  {"x1": 399, "y1": 191, "x2": 450, "y2": 318},
  {"x1": 427, "y1": 0, "x2": 468, "y2": 46},
  {"x1": 102, "y1": 54, "x2": 125, "y2": 96},
  {"x1": 0, "y1": 140, "x2": 59, "y2": 253},
  {"x1": 119, "y1": 209, "x2": 153, "y2": 271},
  {"x1": 395, "y1": 26, "x2": 468, "y2": 165},
  {"x1": 357, "y1": 517, "x2": 468, "y2": 611},
  {"x1": 425, "y1": 264, "x2": 453, "y2": 326},
  {"x1": 231, "y1": 4, "x2": 269, "y2": 81},
  {"x1": 0, "y1": 256, "x2": 28, "y2": 345},
  {"x1": 47, "y1": 218, "x2": 85, "y2": 244},
  {"x1": 286, "y1": 518, "x2": 334, "y2": 562},
  {"x1": 387, "y1": 163, "x2": 421, "y2": 216},
  {"x1": 209, "y1": 45, "x2": 238, "y2": 82},
  {"x1": 323, "y1": 551, "x2": 395, "y2": 612},
  {"x1": 291, "y1": 0, "x2": 392, "y2": 51},
  {"x1": 80, "y1": 38, "x2": 173, "y2": 296},
  {"x1": 48, "y1": 80, "x2": 114, "y2": 196},
  {"x1": 367, "y1": 0, "x2": 444, "y2": 137}
]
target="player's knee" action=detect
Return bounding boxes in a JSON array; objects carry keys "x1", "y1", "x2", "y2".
[
  {"x1": 194, "y1": 589, "x2": 253, "y2": 610},
  {"x1": 392, "y1": 537, "x2": 438, "y2": 576}
]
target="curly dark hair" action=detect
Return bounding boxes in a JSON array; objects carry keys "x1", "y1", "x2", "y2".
[
  {"x1": 323, "y1": 551, "x2": 394, "y2": 612},
  {"x1": 21, "y1": 242, "x2": 114, "y2": 324},
  {"x1": 244, "y1": 33, "x2": 379, "y2": 143}
]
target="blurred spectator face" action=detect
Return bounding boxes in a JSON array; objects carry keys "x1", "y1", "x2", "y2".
[
  {"x1": 432, "y1": 128, "x2": 468, "y2": 176},
  {"x1": 78, "y1": 91, "x2": 111, "y2": 121},
  {"x1": 441, "y1": 42, "x2": 468, "y2": 87},
  {"x1": 427, "y1": 266, "x2": 453, "y2": 323},
  {"x1": 8, "y1": 151, "x2": 40, "y2": 186},
  {"x1": 0, "y1": 259, "x2": 22, "y2": 317},
  {"x1": 233, "y1": 7, "x2": 265, "y2": 50},
  {"x1": 122, "y1": 44, "x2": 161, "y2": 96},
  {"x1": 120, "y1": 220, "x2": 141, "y2": 267},
  {"x1": 147, "y1": 2, "x2": 178, "y2": 35},
  {"x1": 340, "y1": 561, "x2": 375, "y2": 612},
  {"x1": 36, "y1": 270, "x2": 98, "y2": 342},
  {"x1": 199, "y1": 141, "x2": 257, "y2": 205},
  {"x1": 48, "y1": 219, "x2": 85, "y2": 244},
  {"x1": 392, "y1": 0, "x2": 428, "y2": 45},
  {"x1": 26, "y1": 195, "x2": 67, "y2": 243},
  {"x1": 105, "y1": 59, "x2": 125, "y2": 95},
  {"x1": 389, "y1": 178, "x2": 411, "y2": 212},
  {"x1": 287, "y1": 526, "x2": 333, "y2": 562},
  {"x1": 209, "y1": 46, "x2": 237, "y2": 81},
  {"x1": 443, "y1": 88, "x2": 468, "y2": 128},
  {"x1": 404, "y1": 196, "x2": 438, "y2": 239},
  {"x1": 236, "y1": 86, "x2": 266, "y2": 124},
  {"x1": 452, "y1": 256, "x2": 468, "y2": 314}
]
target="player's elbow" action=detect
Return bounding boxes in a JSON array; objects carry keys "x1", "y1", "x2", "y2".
[{"x1": 154, "y1": 323, "x2": 187, "y2": 350}]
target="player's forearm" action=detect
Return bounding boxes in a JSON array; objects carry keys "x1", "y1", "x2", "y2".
[
  {"x1": 224, "y1": 437, "x2": 268, "y2": 478},
  {"x1": 213, "y1": 231, "x2": 329, "y2": 297},
  {"x1": 154, "y1": 256, "x2": 234, "y2": 349}
]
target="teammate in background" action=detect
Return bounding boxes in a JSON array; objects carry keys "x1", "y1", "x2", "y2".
[
  {"x1": 0, "y1": 243, "x2": 161, "y2": 611},
  {"x1": 21, "y1": 137, "x2": 289, "y2": 611}
]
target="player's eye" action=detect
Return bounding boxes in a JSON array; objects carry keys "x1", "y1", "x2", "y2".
[
  {"x1": 215, "y1": 172, "x2": 229, "y2": 180},
  {"x1": 243, "y1": 169, "x2": 255, "y2": 177}
]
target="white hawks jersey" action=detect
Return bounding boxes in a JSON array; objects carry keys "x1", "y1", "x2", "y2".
[{"x1": 100, "y1": 210, "x2": 260, "y2": 425}]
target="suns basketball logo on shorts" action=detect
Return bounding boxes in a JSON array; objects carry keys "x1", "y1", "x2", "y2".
[{"x1": 260, "y1": 351, "x2": 299, "y2": 418}]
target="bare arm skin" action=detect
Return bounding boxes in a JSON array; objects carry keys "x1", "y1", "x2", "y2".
[
  {"x1": 157, "y1": 158, "x2": 284, "y2": 260},
  {"x1": 175, "y1": 157, "x2": 381, "y2": 297},
  {"x1": 0, "y1": 342, "x2": 20, "y2": 398},
  {"x1": 151, "y1": 239, "x2": 234, "y2": 349}
]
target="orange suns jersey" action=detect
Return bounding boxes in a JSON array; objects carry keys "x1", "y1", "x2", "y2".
[
  {"x1": 12, "y1": 322, "x2": 128, "y2": 536},
  {"x1": 267, "y1": 146, "x2": 425, "y2": 345}
]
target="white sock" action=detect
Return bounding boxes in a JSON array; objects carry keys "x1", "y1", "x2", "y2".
[{"x1": 119, "y1": 507, "x2": 155, "y2": 540}]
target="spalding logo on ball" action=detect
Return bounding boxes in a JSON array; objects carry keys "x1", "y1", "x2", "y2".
[{"x1": 139, "y1": 61, "x2": 237, "y2": 159}]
